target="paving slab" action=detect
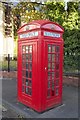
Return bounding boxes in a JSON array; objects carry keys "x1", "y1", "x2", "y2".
[
  {"x1": 2, "y1": 78, "x2": 78, "y2": 118},
  {"x1": 2, "y1": 103, "x2": 21, "y2": 118}
]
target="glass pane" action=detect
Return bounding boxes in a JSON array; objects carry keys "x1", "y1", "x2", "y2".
[
  {"x1": 56, "y1": 54, "x2": 59, "y2": 62},
  {"x1": 22, "y1": 46, "x2": 25, "y2": 53},
  {"x1": 29, "y1": 88, "x2": 32, "y2": 95},
  {"x1": 52, "y1": 54, "x2": 55, "y2": 61},
  {"x1": 48, "y1": 81, "x2": 50, "y2": 88},
  {"x1": 52, "y1": 45, "x2": 55, "y2": 52},
  {"x1": 52, "y1": 72, "x2": 54, "y2": 79},
  {"x1": 26, "y1": 54, "x2": 28, "y2": 62},
  {"x1": 52, "y1": 81, "x2": 54, "y2": 90},
  {"x1": 47, "y1": 90, "x2": 50, "y2": 97},
  {"x1": 29, "y1": 54, "x2": 32, "y2": 61},
  {"x1": 22, "y1": 62, "x2": 25, "y2": 68},
  {"x1": 26, "y1": 87, "x2": 29, "y2": 94},
  {"x1": 26, "y1": 63, "x2": 28, "y2": 69},
  {"x1": 48, "y1": 72, "x2": 51, "y2": 80},
  {"x1": 26, "y1": 79, "x2": 28, "y2": 86},
  {"x1": 29, "y1": 63, "x2": 32, "y2": 70},
  {"x1": 56, "y1": 46, "x2": 60, "y2": 52},
  {"x1": 48, "y1": 54, "x2": 51, "y2": 61},
  {"x1": 56, "y1": 64, "x2": 59, "y2": 70},
  {"x1": 56, "y1": 72, "x2": 59, "y2": 78},
  {"x1": 22, "y1": 70, "x2": 25, "y2": 76},
  {"x1": 29, "y1": 80, "x2": 32, "y2": 87},
  {"x1": 22, "y1": 54, "x2": 26, "y2": 60},
  {"x1": 55, "y1": 88, "x2": 59, "y2": 96},
  {"x1": 56, "y1": 79, "x2": 59, "y2": 86},
  {"x1": 22, "y1": 78, "x2": 25, "y2": 85},
  {"x1": 29, "y1": 72, "x2": 32, "y2": 78},
  {"x1": 26, "y1": 71, "x2": 28, "y2": 78},
  {"x1": 29, "y1": 45, "x2": 32, "y2": 53},
  {"x1": 26, "y1": 46, "x2": 28, "y2": 53},
  {"x1": 52, "y1": 63, "x2": 54, "y2": 70},
  {"x1": 48, "y1": 63, "x2": 51, "y2": 70},
  {"x1": 48, "y1": 45, "x2": 51, "y2": 53},
  {"x1": 22, "y1": 86, "x2": 25, "y2": 92}
]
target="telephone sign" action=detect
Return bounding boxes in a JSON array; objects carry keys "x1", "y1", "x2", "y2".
[{"x1": 44, "y1": 31, "x2": 60, "y2": 38}]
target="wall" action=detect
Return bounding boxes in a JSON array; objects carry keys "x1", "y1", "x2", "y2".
[
  {"x1": 0, "y1": 2, "x2": 4, "y2": 60},
  {"x1": 0, "y1": 2, "x2": 14, "y2": 60}
]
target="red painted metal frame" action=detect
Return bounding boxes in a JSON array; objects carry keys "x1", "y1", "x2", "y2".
[{"x1": 17, "y1": 20, "x2": 64, "y2": 112}]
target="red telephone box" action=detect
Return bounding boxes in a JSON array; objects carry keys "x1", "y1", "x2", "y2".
[{"x1": 17, "y1": 20, "x2": 64, "y2": 112}]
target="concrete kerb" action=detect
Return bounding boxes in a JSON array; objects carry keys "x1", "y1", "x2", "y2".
[{"x1": 2, "y1": 99, "x2": 31, "y2": 118}]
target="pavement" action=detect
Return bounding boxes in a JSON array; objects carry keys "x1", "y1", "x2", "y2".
[{"x1": 2, "y1": 78, "x2": 78, "y2": 118}]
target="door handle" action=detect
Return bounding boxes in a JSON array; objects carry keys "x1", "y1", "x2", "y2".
[{"x1": 45, "y1": 67, "x2": 47, "y2": 71}]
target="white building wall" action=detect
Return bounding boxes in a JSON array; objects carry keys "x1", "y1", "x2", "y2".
[
  {"x1": 0, "y1": 2, "x2": 4, "y2": 60},
  {"x1": 0, "y1": 2, "x2": 14, "y2": 59},
  {"x1": 4, "y1": 37, "x2": 14, "y2": 58}
]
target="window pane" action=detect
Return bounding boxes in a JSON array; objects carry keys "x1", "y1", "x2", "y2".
[
  {"x1": 52, "y1": 72, "x2": 54, "y2": 79},
  {"x1": 48, "y1": 72, "x2": 51, "y2": 80},
  {"x1": 48, "y1": 45, "x2": 51, "y2": 53},
  {"x1": 22, "y1": 46, "x2": 25, "y2": 53},
  {"x1": 26, "y1": 63, "x2": 28, "y2": 69},
  {"x1": 47, "y1": 90, "x2": 50, "y2": 97},
  {"x1": 22, "y1": 78, "x2": 25, "y2": 85},
  {"x1": 52, "y1": 54, "x2": 55, "y2": 61},
  {"x1": 29, "y1": 63, "x2": 32, "y2": 70},
  {"x1": 29, "y1": 54, "x2": 32, "y2": 61},
  {"x1": 56, "y1": 64, "x2": 59, "y2": 70},
  {"x1": 29, "y1": 80, "x2": 32, "y2": 87},
  {"x1": 55, "y1": 88, "x2": 59, "y2": 96},
  {"x1": 26, "y1": 54, "x2": 28, "y2": 62},
  {"x1": 22, "y1": 54, "x2": 26, "y2": 60},
  {"x1": 56, "y1": 79, "x2": 59, "y2": 86},
  {"x1": 26, "y1": 71, "x2": 28, "y2": 78},
  {"x1": 26, "y1": 87, "x2": 29, "y2": 94},
  {"x1": 22, "y1": 62, "x2": 25, "y2": 68},
  {"x1": 56, "y1": 46, "x2": 60, "y2": 52},
  {"x1": 22, "y1": 70, "x2": 26, "y2": 76},
  {"x1": 52, "y1": 45, "x2": 55, "y2": 52},
  {"x1": 29, "y1": 88, "x2": 32, "y2": 95},
  {"x1": 48, "y1": 54, "x2": 51, "y2": 61},
  {"x1": 48, "y1": 63, "x2": 51, "y2": 70},
  {"x1": 26, "y1": 79, "x2": 28, "y2": 86},
  {"x1": 56, "y1": 54, "x2": 59, "y2": 62},
  {"x1": 52, "y1": 81, "x2": 54, "y2": 90},
  {"x1": 22, "y1": 86, "x2": 25, "y2": 92},
  {"x1": 29, "y1": 45, "x2": 32, "y2": 53},
  {"x1": 52, "y1": 63, "x2": 54, "y2": 70},
  {"x1": 56, "y1": 72, "x2": 59, "y2": 78},
  {"x1": 48, "y1": 81, "x2": 50, "y2": 88},
  {"x1": 26, "y1": 46, "x2": 28, "y2": 53},
  {"x1": 29, "y1": 72, "x2": 32, "y2": 78}
]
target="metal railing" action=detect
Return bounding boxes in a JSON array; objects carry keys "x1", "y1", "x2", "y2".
[{"x1": 0, "y1": 54, "x2": 17, "y2": 72}]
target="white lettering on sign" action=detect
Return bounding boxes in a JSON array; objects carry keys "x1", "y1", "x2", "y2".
[
  {"x1": 44, "y1": 31, "x2": 60, "y2": 38},
  {"x1": 20, "y1": 31, "x2": 38, "y2": 38}
]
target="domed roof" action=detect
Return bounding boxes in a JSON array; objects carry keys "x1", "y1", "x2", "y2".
[{"x1": 18, "y1": 20, "x2": 64, "y2": 33}]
